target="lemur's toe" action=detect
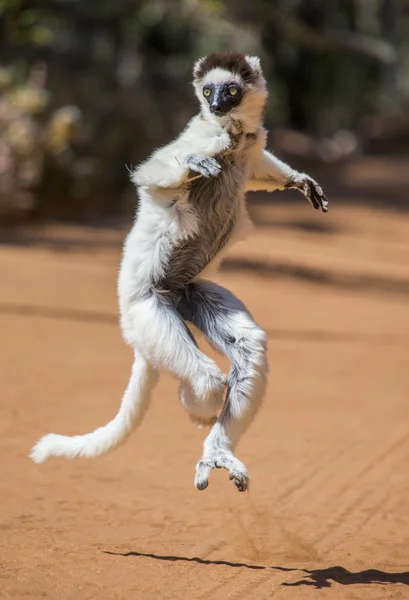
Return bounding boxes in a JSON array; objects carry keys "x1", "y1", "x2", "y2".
[
  {"x1": 229, "y1": 471, "x2": 249, "y2": 492},
  {"x1": 195, "y1": 454, "x2": 249, "y2": 492},
  {"x1": 195, "y1": 461, "x2": 211, "y2": 491}
]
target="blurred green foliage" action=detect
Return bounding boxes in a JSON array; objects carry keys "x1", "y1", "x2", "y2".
[{"x1": 0, "y1": 0, "x2": 407, "y2": 221}]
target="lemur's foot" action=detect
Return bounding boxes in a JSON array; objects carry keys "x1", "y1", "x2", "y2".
[
  {"x1": 186, "y1": 155, "x2": 221, "y2": 178},
  {"x1": 287, "y1": 173, "x2": 328, "y2": 213},
  {"x1": 195, "y1": 451, "x2": 249, "y2": 492}
]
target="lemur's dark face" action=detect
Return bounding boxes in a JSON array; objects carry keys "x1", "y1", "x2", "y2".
[
  {"x1": 193, "y1": 51, "x2": 266, "y2": 121},
  {"x1": 202, "y1": 83, "x2": 243, "y2": 116}
]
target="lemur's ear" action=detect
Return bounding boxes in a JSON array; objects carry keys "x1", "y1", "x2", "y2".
[
  {"x1": 245, "y1": 55, "x2": 261, "y2": 78},
  {"x1": 193, "y1": 57, "x2": 205, "y2": 80}
]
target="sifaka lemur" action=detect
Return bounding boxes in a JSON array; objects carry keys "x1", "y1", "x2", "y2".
[{"x1": 31, "y1": 52, "x2": 328, "y2": 492}]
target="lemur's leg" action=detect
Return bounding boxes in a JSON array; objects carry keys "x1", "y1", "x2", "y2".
[
  {"x1": 126, "y1": 292, "x2": 226, "y2": 407},
  {"x1": 177, "y1": 280, "x2": 268, "y2": 492}
]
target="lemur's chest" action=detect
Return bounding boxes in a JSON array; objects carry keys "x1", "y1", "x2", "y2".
[
  {"x1": 191, "y1": 154, "x2": 243, "y2": 203},
  {"x1": 188, "y1": 130, "x2": 256, "y2": 221},
  {"x1": 154, "y1": 133, "x2": 256, "y2": 291}
]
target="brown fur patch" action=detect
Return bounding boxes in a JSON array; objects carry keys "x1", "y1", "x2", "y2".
[{"x1": 194, "y1": 51, "x2": 258, "y2": 84}]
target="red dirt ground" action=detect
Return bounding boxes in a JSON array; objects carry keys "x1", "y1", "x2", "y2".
[{"x1": 1, "y1": 198, "x2": 409, "y2": 599}]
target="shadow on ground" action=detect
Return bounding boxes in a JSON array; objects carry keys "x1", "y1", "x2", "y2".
[
  {"x1": 104, "y1": 551, "x2": 409, "y2": 589},
  {"x1": 221, "y1": 257, "x2": 409, "y2": 298},
  {"x1": 103, "y1": 549, "x2": 271, "y2": 570},
  {"x1": 1, "y1": 301, "x2": 408, "y2": 345},
  {"x1": 283, "y1": 566, "x2": 409, "y2": 589}
]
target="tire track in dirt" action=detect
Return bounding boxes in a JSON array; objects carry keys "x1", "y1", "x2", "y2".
[
  {"x1": 226, "y1": 571, "x2": 279, "y2": 600},
  {"x1": 191, "y1": 489, "x2": 297, "y2": 600},
  {"x1": 240, "y1": 409, "x2": 409, "y2": 572},
  {"x1": 274, "y1": 443, "x2": 353, "y2": 508},
  {"x1": 197, "y1": 571, "x2": 252, "y2": 600},
  {"x1": 350, "y1": 486, "x2": 393, "y2": 539},
  {"x1": 272, "y1": 395, "x2": 398, "y2": 515},
  {"x1": 264, "y1": 355, "x2": 401, "y2": 519},
  {"x1": 272, "y1": 407, "x2": 407, "y2": 524},
  {"x1": 311, "y1": 431, "x2": 409, "y2": 551}
]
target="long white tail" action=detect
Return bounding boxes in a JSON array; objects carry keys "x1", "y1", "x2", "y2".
[{"x1": 30, "y1": 352, "x2": 158, "y2": 463}]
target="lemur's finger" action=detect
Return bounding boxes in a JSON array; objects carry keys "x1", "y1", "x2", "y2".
[
  {"x1": 189, "y1": 157, "x2": 221, "y2": 178},
  {"x1": 321, "y1": 196, "x2": 329, "y2": 213},
  {"x1": 311, "y1": 184, "x2": 329, "y2": 213},
  {"x1": 205, "y1": 158, "x2": 222, "y2": 177},
  {"x1": 307, "y1": 180, "x2": 328, "y2": 213},
  {"x1": 305, "y1": 183, "x2": 320, "y2": 210},
  {"x1": 306, "y1": 195, "x2": 318, "y2": 209},
  {"x1": 206, "y1": 157, "x2": 221, "y2": 169},
  {"x1": 315, "y1": 183, "x2": 324, "y2": 197},
  {"x1": 310, "y1": 187, "x2": 322, "y2": 210}
]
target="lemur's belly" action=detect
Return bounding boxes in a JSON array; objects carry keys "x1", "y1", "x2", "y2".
[{"x1": 156, "y1": 157, "x2": 245, "y2": 291}]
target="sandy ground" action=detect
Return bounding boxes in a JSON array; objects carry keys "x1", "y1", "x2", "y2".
[{"x1": 1, "y1": 198, "x2": 409, "y2": 599}]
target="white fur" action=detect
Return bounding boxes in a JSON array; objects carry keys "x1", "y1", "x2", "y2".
[
  {"x1": 202, "y1": 68, "x2": 242, "y2": 86},
  {"x1": 31, "y1": 351, "x2": 158, "y2": 462},
  {"x1": 30, "y1": 54, "x2": 325, "y2": 491},
  {"x1": 245, "y1": 55, "x2": 261, "y2": 76}
]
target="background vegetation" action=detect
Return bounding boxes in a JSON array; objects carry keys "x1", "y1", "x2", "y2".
[{"x1": 0, "y1": 0, "x2": 408, "y2": 221}]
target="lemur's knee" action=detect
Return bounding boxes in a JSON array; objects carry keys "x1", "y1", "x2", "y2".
[
  {"x1": 232, "y1": 324, "x2": 268, "y2": 372},
  {"x1": 179, "y1": 359, "x2": 226, "y2": 426},
  {"x1": 247, "y1": 324, "x2": 267, "y2": 354},
  {"x1": 227, "y1": 326, "x2": 268, "y2": 420},
  {"x1": 191, "y1": 359, "x2": 227, "y2": 400},
  {"x1": 179, "y1": 382, "x2": 224, "y2": 426}
]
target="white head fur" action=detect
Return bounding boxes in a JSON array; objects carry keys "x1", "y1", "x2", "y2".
[{"x1": 192, "y1": 51, "x2": 267, "y2": 132}]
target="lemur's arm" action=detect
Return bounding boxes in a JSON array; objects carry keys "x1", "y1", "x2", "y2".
[
  {"x1": 246, "y1": 149, "x2": 328, "y2": 212},
  {"x1": 131, "y1": 116, "x2": 231, "y2": 190}
]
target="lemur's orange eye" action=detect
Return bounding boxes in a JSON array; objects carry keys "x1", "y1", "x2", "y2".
[
  {"x1": 203, "y1": 88, "x2": 211, "y2": 97},
  {"x1": 229, "y1": 87, "x2": 238, "y2": 96}
]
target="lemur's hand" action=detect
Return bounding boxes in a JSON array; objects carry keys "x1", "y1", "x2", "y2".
[
  {"x1": 186, "y1": 155, "x2": 221, "y2": 178},
  {"x1": 286, "y1": 173, "x2": 328, "y2": 213}
]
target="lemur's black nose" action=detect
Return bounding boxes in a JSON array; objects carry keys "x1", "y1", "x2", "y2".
[{"x1": 209, "y1": 85, "x2": 223, "y2": 113}]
